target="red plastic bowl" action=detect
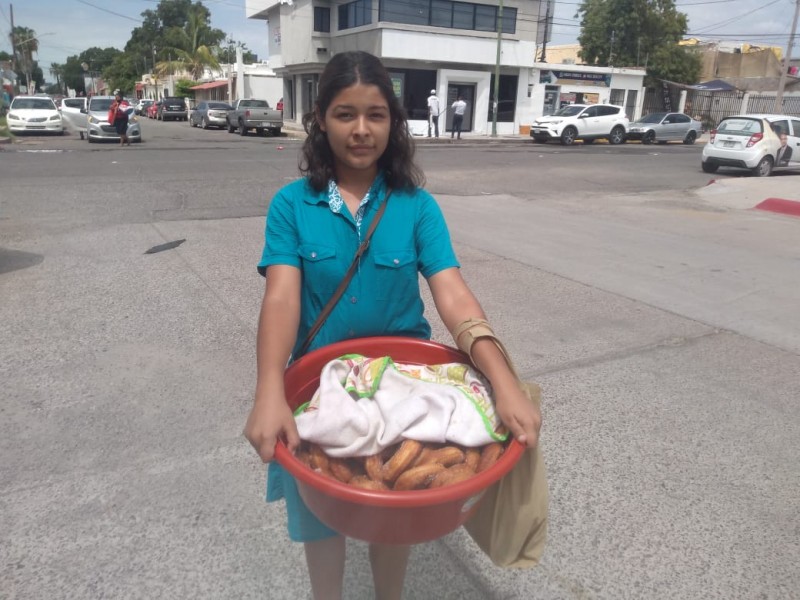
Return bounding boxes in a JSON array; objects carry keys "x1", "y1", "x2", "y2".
[{"x1": 275, "y1": 336, "x2": 523, "y2": 545}]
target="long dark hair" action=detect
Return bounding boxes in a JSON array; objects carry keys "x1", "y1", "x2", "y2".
[{"x1": 300, "y1": 51, "x2": 424, "y2": 191}]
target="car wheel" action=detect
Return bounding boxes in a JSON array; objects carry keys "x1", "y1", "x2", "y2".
[
  {"x1": 608, "y1": 126, "x2": 626, "y2": 145},
  {"x1": 560, "y1": 126, "x2": 577, "y2": 145},
  {"x1": 228, "y1": 122, "x2": 235, "y2": 133},
  {"x1": 683, "y1": 131, "x2": 697, "y2": 145},
  {"x1": 583, "y1": 138, "x2": 595, "y2": 145},
  {"x1": 701, "y1": 161, "x2": 719, "y2": 173},
  {"x1": 238, "y1": 121, "x2": 247, "y2": 136},
  {"x1": 642, "y1": 130, "x2": 655, "y2": 145},
  {"x1": 202, "y1": 117, "x2": 209, "y2": 130},
  {"x1": 751, "y1": 156, "x2": 773, "y2": 177}
]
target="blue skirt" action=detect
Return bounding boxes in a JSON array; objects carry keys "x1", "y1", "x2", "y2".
[{"x1": 267, "y1": 461, "x2": 339, "y2": 542}]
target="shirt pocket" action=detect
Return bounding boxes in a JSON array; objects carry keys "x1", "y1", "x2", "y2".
[
  {"x1": 298, "y1": 243, "x2": 341, "y2": 296},
  {"x1": 372, "y1": 250, "x2": 418, "y2": 300}
]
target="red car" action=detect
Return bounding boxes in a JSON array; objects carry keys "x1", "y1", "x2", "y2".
[{"x1": 147, "y1": 101, "x2": 161, "y2": 119}]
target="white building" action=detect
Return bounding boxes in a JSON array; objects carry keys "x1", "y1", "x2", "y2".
[
  {"x1": 245, "y1": 0, "x2": 647, "y2": 133},
  {"x1": 246, "y1": 0, "x2": 542, "y2": 135}
]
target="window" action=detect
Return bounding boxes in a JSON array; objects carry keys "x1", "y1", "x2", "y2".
[
  {"x1": 314, "y1": 6, "x2": 331, "y2": 32},
  {"x1": 770, "y1": 119, "x2": 790, "y2": 136},
  {"x1": 583, "y1": 106, "x2": 599, "y2": 117},
  {"x1": 673, "y1": 114, "x2": 690, "y2": 124},
  {"x1": 791, "y1": 119, "x2": 800, "y2": 136},
  {"x1": 339, "y1": 0, "x2": 372, "y2": 30},
  {"x1": 487, "y1": 74, "x2": 517, "y2": 122},
  {"x1": 597, "y1": 106, "x2": 620, "y2": 116},
  {"x1": 610, "y1": 88, "x2": 625, "y2": 106},
  {"x1": 63, "y1": 98, "x2": 84, "y2": 109},
  {"x1": 378, "y1": 0, "x2": 515, "y2": 33}
]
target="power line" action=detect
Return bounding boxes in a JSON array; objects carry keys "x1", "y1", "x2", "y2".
[{"x1": 74, "y1": 0, "x2": 143, "y2": 23}]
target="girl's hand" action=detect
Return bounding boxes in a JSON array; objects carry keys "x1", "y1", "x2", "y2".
[
  {"x1": 494, "y1": 383, "x2": 541, "y2": 449},
  {"x1": 243, "y1": 395, "x2": 300, "y2": 462}
]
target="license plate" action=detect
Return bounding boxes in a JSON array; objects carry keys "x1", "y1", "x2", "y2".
[{"x1": 723, "y1": 141, "x2": 735, "y2": 148}]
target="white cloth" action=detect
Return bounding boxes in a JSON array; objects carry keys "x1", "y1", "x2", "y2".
[
  {"x1": 427, "y1": 94, "x2": 441, "y2": 117},
  {"x1": 295, "y1": 355, "x2": 506, "y2": 457},
  {"x1": 452, "y1": 99, "x2": 467, "y2": 115}
]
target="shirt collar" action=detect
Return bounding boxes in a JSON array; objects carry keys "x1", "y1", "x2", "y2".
[{"x1": 303, "y1": 171, "x2": 387, "y2": 206}]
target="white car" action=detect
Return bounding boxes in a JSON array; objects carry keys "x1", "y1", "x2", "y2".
[
  {"x1": 6, "y1": 95, "x2": 63, "y2": 134},
  {"x1": 701, "y1": 115, "x2": 788, "y2": 177},
  {"x1": 60, "y1": 97, "x2": 88, "y2": 139},
  {"x1": 530, "y1": 104, "x2": 629, "y2": 145}
]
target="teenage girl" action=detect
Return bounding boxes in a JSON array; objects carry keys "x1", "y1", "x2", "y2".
[{"x1": 244, "y1": 51, "x2": 541, "y2": 600}]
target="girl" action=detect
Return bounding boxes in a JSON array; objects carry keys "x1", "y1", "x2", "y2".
[{"x1": 244, "y1": 51, "x2": 541, "y2": 600}]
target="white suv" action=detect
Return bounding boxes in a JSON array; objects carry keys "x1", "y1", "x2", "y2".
[{"x1": 531, "y1": 104, "x2": 629, "y2": 145}]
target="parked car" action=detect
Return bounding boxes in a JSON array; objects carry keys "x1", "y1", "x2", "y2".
[
  {"x1": 226, "y1": 98, "x2": 283, "y2": 136},
  {"x1": 190, "y1": 101, "x2": 233, "y2": 129},
  {"x1": 747, "y1": 114, "x2": 800, "y2": 172},
  {"x1": 135, "y1": 99, "x2": 154, "y2": 115},
  {"x1": 60, "y1": 97, "x2": 88, "y2": 139},
  {"x1": 701, "y1": 115, "x2": 781, "y2": 176},
  {"x1": 157, "y1": 97, "x2": 188, "y2": 121},
  {"x1": 6, "y1": 95, "x2": 63, "y2": 134},
  {"x1": 627, "y1": 112, "x2": 703, "y2": 145},
  {"x1": 530, "y1": 104, "x2": 628, "y2": 145},
  {"x1": 147, "y1": 101, "x2": 161, "y2": 119},
  {"x1": 84, "y1": 95, "x2": 142, "y2": 143}
]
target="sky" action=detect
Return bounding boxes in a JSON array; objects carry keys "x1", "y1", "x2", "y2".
[{"x1": 1, "y1": 0, "x2": 796, "y2": 75}]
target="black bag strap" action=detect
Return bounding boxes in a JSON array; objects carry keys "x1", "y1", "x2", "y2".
[{"x1": 296, "y1": 189, "x2": 392, "y2": 358}]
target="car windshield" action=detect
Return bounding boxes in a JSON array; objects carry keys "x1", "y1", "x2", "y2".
[
  {"x1": 641, "y1": 113, "x2": 667, "y2": 123},
  {"x1": 89, "y1": 98, "x2": 114, "y2": 111},
  {"x1": 11, "y1": 97, "x2": 56, "y2": 110},
  {"x1": 718, "y1": 118, "x2": 763, "y2": 135},
  {"x1": 208, "y1": 103, "x2": 232, "y2": 109},
  {"x1": 240, "y1": 100, "x2": 269, "y2": 108},
  {"x1": 553, "y1": 105, "x2": 584, "y2": 117}
]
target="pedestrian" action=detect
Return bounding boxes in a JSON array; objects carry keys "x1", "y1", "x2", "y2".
[
  {"x1": 243, "y1": 50, "x2": 541, "y2": 600},
  {"x1": 108, "y1": 90, "x2": 131, "y2": 147},
  {"x1": 427, "y1": 88, "x2": 441, "y2": 137},
  {"x1": 451, "y1": 95, "x2": 467, "y2": 139},
  {"x1": 776, "y1": 132, "x2": 792, "y2": 166}
]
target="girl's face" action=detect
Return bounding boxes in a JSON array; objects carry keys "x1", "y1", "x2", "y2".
[{"x1": 319, "y1": 83, "x2": 391, "y2": 179}]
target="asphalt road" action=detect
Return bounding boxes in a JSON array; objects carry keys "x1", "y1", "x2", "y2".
[{"x1": 1, "y1": 120, "x2": 798, "y2": 599}]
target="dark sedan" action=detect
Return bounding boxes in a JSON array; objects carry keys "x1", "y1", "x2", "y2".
[{"x1": 190, "y1": 101, "x2": 233, "y2": 129}]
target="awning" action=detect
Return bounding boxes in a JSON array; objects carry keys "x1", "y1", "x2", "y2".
[
  {"x1": 190, "y1": 80, "x2": 228, "y2": 90},
  {"x1": 688, "y1": 79, "x2": 737, "y2": 92}
]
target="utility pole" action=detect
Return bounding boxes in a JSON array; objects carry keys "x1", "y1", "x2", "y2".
[
  {"x1": 540, "y1": 0, "x2": 550, "y2": 63},
  {"x1": 774, "y1": 0, "x2": 799, "y2": 112},
  {"x1": 608, "y1": 30, "x2": 615, "y2": 66},
  {"x1": 491, "y1": 0, "x2": 503, "y2": 137},
  {"x1": 9, "y1": 3, "x2": 17, "y2": 92}
]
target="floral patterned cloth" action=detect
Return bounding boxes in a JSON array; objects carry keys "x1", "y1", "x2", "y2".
[{"x1": 295, "y1": 354, "x2": 508, "y2": 457}]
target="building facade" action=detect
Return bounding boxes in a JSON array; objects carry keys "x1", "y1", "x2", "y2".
[{"x1": 246, "y1": 0, "x2": 542, "y2": 134}]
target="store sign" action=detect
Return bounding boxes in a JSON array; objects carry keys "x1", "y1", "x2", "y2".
[
  {"x1": 389, "y1": 72, "x2": 404, "y2": 99},
  {"x1": 540, "y1": 70, "x2": 611, "y2": 88}
]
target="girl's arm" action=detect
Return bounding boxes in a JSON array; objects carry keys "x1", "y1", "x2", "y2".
[
  {"x1": 427, "y1": 267, "x2": 541, "y2": 448},
  {"x1": 243, "y1": 264, "x2": 303, "y2": 462}
]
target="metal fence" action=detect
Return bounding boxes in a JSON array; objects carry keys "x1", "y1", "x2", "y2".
[{"x1": 641, "y1": 85, "x2": 800, "y2": 130}]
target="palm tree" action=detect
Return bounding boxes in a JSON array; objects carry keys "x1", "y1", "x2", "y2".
[
  {"x1": 50, "y1": 62, "x2": 65, "y2": 94},
  {"x1": 155, "y1": 9, "x2": 220, "y2": 81},
  {"x1": 11, "y1": 26, "x2": 38, "y2": 93}
]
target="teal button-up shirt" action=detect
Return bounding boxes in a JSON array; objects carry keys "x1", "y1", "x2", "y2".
[{"x1": 258, "y1": 174, "x2": 459, "y2": 358}]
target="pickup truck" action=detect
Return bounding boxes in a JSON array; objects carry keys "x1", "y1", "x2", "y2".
[{"x1": 226, "y1": 98, "x2": 283, "y2": 137}]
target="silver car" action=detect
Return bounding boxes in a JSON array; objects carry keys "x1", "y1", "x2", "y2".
[
  {"x1": 627, "y1": 112, "x2": 703, "y2": 145},
  {"x1": 189, "y1": 101, "x2": 233, "y2": 129},
  {"x1": 85, "y1": 95, "x2": 142, "y2": 143}
]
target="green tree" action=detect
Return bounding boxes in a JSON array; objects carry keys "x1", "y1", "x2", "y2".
[
  {"x1": 10, "y1": 25, "x2": 41, "y2": 92},
  {"x1": 217, "y1": 40, "x2": 257, "y2": 64},
  {"x1": 103, "y1": 53, "x2": 140, "y2": 95},
  {"x1": 576, "y1": 0, "x2": 700, "y2": 85},
  {"x1": 155, "y1": 4, "x2": 223, "y2": 80},
  {"x1": 49, "y1": 62, "x2": 65, "y2": 94}
]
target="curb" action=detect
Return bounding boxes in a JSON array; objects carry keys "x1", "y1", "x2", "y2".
[{"x1": 754, "y1": 198, "x2": 800, "y2": 218}]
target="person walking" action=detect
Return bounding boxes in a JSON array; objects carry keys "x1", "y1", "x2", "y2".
[
  {"x1": 244, "y1": 51, "x2": 541, "y2": 600},
  {"x1": 108, "y1": 90, "x2": 131, "y2": 146},
  {"x1": 427, "y1": 88, "x2": 441, "y2": 138},
  {"x1": 451, "y1": 95, "x2": 467, "y2": 139}
]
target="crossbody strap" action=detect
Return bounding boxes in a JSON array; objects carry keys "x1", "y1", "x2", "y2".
[{"x1": 296, "y1": 188, "x2": 392, "y2": 358}]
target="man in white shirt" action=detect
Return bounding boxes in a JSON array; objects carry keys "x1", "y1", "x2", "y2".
[
  {"x1": 451, "y1": 96, "x2": 467, "y2": 139},
  {"x1": 427, "y1": 89, "x2": 441, "y2": 138}
]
